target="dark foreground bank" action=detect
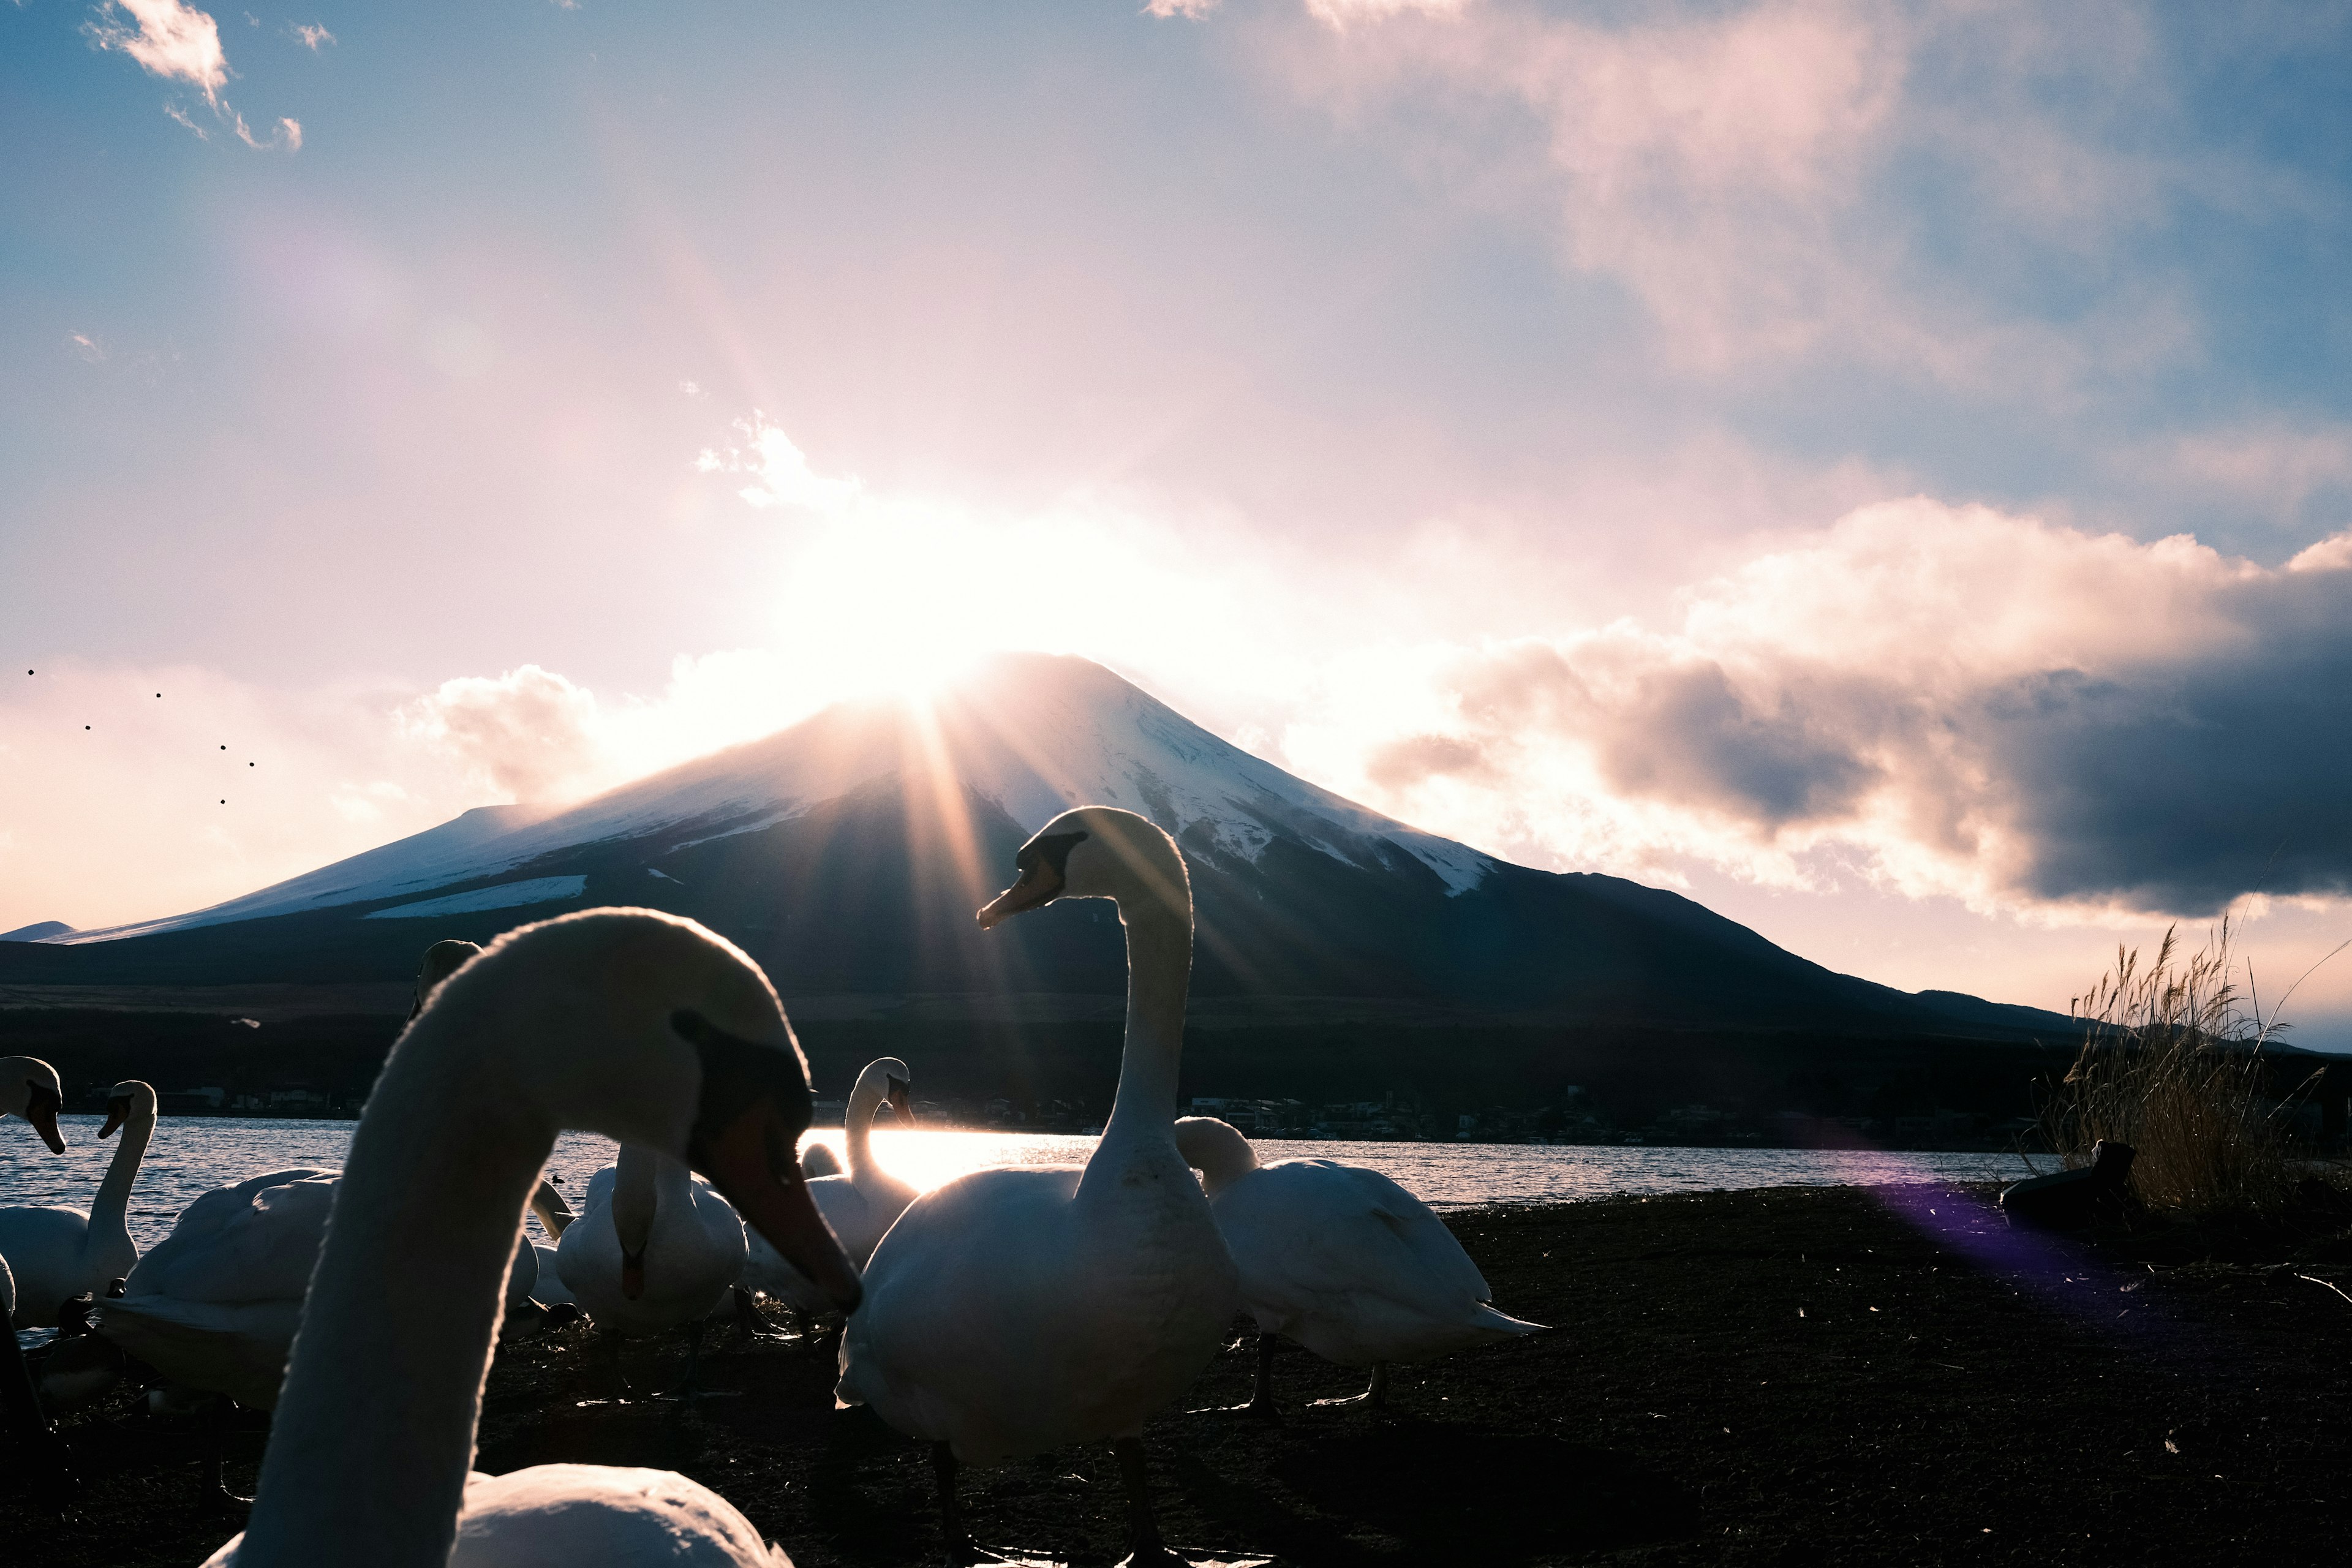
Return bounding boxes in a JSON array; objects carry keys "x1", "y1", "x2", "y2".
[{"x1": 13, "y1": 1184, "x2": 2352, "y2": 1566}]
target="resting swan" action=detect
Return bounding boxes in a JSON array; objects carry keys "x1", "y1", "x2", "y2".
[
  {"x1": 196, "y1": 907, "x2": 861, "y2": 1568},
  {"x1": 0, "y1": 1080, "x2": 158, "y2": 1327},
  {"x1": 837, "y1": 809, "x2": 1237, "y2": 1566},
  {"x1": 556, "y1": 1146, "x2": 748, "y2": 1390},
  {"x1": 101, "y1": 1170, "x2": 543, "y2": 1414},
  {"x1": 1174, "y1": 1116, "x2": 1545, "y2": 1411},
  {"x1": 744, "y1": 1057, "x2": 914, "y2": 1314}
]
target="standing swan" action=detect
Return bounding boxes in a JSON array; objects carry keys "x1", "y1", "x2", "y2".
[
  {"x1": 838, "y1": 809, "x2": 1237, "y2": 1567},
  {"x1": 1173, "y1": 1116, "x2": 1545, "y2": 1412},
  {"x1": 556, "y1": 1146, "x2": 748, "y2": 1391},
  {"x1": 197, "y1": 907, "x2": 861, "y2": 1568},
  {"x1": 744, "y1": 1057, "x2": 914, "y2": 1313},
  {"x1": 0, "y1": 1080, "x2": 157, "y2": 1327}
]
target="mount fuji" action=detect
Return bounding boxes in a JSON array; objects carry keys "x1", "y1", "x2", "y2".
[{"x1": 3, "y1": 654, "x2": 2061, "y2": 1044}]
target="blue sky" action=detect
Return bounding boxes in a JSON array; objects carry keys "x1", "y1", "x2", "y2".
[{"x1": 6, "y1": 0, "x2": 2352, "y2": 1037}]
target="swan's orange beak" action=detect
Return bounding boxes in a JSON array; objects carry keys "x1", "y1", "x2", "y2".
[
  {"x1": 704, "y1": 1105, "x2": 862, "y2": 1313},
  {"x1": 977, "y1": 861, "x2": 1061, "y2": 930},
  {"x1": 887, "y1": 1077, "x2": 913, "y2": 1123}
]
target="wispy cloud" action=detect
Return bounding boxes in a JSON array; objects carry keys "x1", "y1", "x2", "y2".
[
  {"x1": 86, "y1": 0, "x2": 228, "y2": 105},
  {"x1": 288, "y1": 21, "x2": 333, "y2": 50},
  {"x1": 67, "y1": 331, "x2": 107, "y2": 363},
  {"x1": 697, "y1": 413, "x2": 864, "y2": 514},
  {"x1": 86, "y1": 0, "x2": 300, "y2": 151}
]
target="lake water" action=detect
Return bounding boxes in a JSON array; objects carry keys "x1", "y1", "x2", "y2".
[{"x1": 2, "y1": 1114, "x2": 2038, "y2": 1256}]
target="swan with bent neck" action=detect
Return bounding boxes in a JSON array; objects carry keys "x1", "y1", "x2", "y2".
[
  {"x1": 0, "y1": 1079, "x2": 157, "y2": 1327},
  {"x1": 837, "y1": 807, "x2": 1237, "y2": 1567},
  {"x1": 202, "y1": 907, "x2": 862, "y2": 1568},
  {"x1": 1174, "y1": 1115, "x2": 1545, "y2": 1412},
  {"x1": 745, "y1": 1057, "x2": 914, "y2": 1313}
]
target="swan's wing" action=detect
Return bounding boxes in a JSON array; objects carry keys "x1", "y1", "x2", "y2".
[
  {"x1": 453, "y1": 1464, "x2": 783, "y2": 1567},
  {"x1": 581, "y1": 1162, "x2": 619, "y2": 1215},
  {"x1": 123, "y1": 1170, "x2": 341, "y2": 1305},
  {"x1": 1221, "y1": 1161, "x2": 1531, "y2": 1359},
  {"x1": 835, "y1": 1166, "x2": 1084, "y2": 1429}
]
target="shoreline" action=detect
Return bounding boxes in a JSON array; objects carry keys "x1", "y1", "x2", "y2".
[{"x1": 17, "y1": 1183, "x2": 2352, "y2": 1565}]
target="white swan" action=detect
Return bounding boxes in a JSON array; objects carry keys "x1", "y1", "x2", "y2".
[
  {"x1": 0, "y1": 1079, "x2": 158, "y2": 1327},
  {"x1": 556, "y1": 1146, "x2": 748, "y2": 1390},
  {"x1": 838, "y1": 809, "x2": 1237, "y2": 1566},
  {"x1": 195, "y1": 906, "x2": 860, "y2": 1568},
  {"x1": 744, "y1": 1057, "x2": 914, "y2": 1314},
  {"x1": 1174, "y1": 1116, "x2": 1545, "y2": 1411},
  {"x1": 2, "y1": 1074, "x2": 78, "y2": 1496},
  {"x1": 100, "y1": 1168, "x2": 546, "y2": 1413},
  {"x1": 1, "y1": 1055, "x2": 68, "y2": 1154}
]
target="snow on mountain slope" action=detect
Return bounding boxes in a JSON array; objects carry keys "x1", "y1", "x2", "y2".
[{"x1": 61, "y1": 655, "x2": 1496, "y2": 944}]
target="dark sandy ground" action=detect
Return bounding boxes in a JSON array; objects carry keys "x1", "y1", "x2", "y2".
[{"x1": 13, "y1": 1183, "x2": 2352, "y2": 1566}]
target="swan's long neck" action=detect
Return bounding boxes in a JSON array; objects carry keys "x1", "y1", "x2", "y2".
[
  {"x1": 88, "y1": 1107, "x2": 154, "y2": 1255},
  {"x1": 843, "y1": 1067, "x2": 886, "y2": 1184},
  {"x1": 236, "y1": 1003, "x2": 551, "y2": 1568},
  {"x1": 1087, "y1": 897, "x2": 1192, "y2": 1180}
]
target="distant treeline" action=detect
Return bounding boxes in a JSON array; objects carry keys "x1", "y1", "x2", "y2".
[{"x1": 0, "y1": 1004, "x2": 2097, "y2": 1145}]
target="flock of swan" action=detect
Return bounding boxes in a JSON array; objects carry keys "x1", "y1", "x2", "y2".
[{"x1": 1, "y1": 806, "x2": 1544, "y2": 1567}]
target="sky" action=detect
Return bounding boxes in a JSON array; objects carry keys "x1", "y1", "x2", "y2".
[{"x1": 6, "y1": 0, "x2": 2352, "y2": 1040}]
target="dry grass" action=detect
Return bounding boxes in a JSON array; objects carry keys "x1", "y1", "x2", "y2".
[{"x1": 2038, "y1": 922, "x2": 2315, "y2": 1216}]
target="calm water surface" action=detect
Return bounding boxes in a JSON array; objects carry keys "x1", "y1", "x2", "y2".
[{"x1": 2, "y1": 1114, "x2": 2037, "y2": 1255}]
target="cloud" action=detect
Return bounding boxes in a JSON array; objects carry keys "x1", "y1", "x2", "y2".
[
  {"x1": 1255, "y1": 0, "x2": 2230, "y2": 385},
  {"x1": 86, "y1": 0, "x2": 300, "y2": 152},
  {"x1": 396, "y1": 665, "x2": 606, "y2": 804},
  {"x1": 86, "y1": 0, "x2": 228, "y2": 105},
  {"x1": 1334, "y1": 502, "x2": 2352, "y2": 919},
  {"x1": 697, "y1": 413, "x2": 864, "y2": 514},
  {"x1": 288, "y1": 21, "x2": 332, "y2": 49},
  {"x1": 1144, "y1": 0, "x2": 1223, "y2": 17},
  {"x1": 67, "y1": 331, "x2": 106, "y2": 363}
]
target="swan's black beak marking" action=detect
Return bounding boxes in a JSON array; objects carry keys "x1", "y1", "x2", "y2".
[
  {"x1": 674, "y1": 1009, "x2": 863, "y2": 1313},
  {"x1": 99, "y1": 1096, "x2": 130, "y2": 1140},
  {"x1": 976, "y1": 829, "x2": 1087, "y2": 929},
  {"x1": 887, "y1": 1076, "x2": 913, "y2": 1121},
  {"x1": 24, "y1": 1077, "x2": 66, "y2": 1153},
  {"x1": 620, "y1": 1246, "x2": 646, "y2": 1301}
]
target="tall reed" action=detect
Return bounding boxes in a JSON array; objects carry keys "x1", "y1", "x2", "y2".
[{"x1": 2038, "y1": 922, "x2": 2302, "y2": 1216}]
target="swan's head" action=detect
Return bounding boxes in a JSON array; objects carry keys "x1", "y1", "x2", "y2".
[
  {"x1": 976, "y1": 806, "x2": 1190, "y2": 930},
  {"x1": 1173, "y1": 1116, "x2": 1261, "y2": 1198},
  {"x1": 1, "y1": 1056, "x2": 68, "y2": 1153},
  {"x1": 407, "y1": 938, "x2": 484, "y2": 1021},
  {"x1": 99, "y1": 1080, "x2": 157, "y2": 1138},
  {"x1": 447, "y1": 909, "x2": 863, "y2": 1313},
  {"x1": 854, "y1": 1056, "x2": 914, "y2": 1123}
]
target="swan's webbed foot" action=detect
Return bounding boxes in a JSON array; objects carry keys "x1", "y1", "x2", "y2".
[
  {"x1": 1308, "y1": 1363, "x2": 1390, "y2": 1410},
  {"x1": 1195, "y1": 1332, "x2": 1281, "y2": 1419},
  {"x1": 200, "y1": 1398, "x2": 254, "y2": 1517}
]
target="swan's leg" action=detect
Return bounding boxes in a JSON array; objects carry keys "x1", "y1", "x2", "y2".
[
  {"x1": 601, "y1": 1322, "x2": 631, "y2": 1398},
  {"x1": 1309, "y1": 1361, "x2": 1391, "y2": 1410},
  {"x1": 200, "y1": 1397, "x2": 253, "y2": 1515},
  {"x1": 730, "y1": 1285, "x2": 769, "y2": 1343},
  {"x1": 1114, "y1": 1436, "x2": 1183, "y2": 1568},
  {"x1": 668, "y1": 1318, "x2": 706, "y2": 1398},
  {"x1": 933, "y1": 1441, "x2": 973, "y2": 1565},
  {"x1": 1251, "y1": 1332, "x2": 1278, "y2": 1412},
  {"x1": 1, "y1": 1319, "x2": 79, "y2": 1505}
]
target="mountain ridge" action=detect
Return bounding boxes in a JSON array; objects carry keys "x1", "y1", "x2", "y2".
[{"x1": 1, "y1": 654, "x2": 2073, "y2": 1041}]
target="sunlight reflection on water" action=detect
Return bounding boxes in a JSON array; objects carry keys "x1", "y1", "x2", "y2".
[{"x1": 1, "y1": 1114, "x2": 2036, "y2": 1254}]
